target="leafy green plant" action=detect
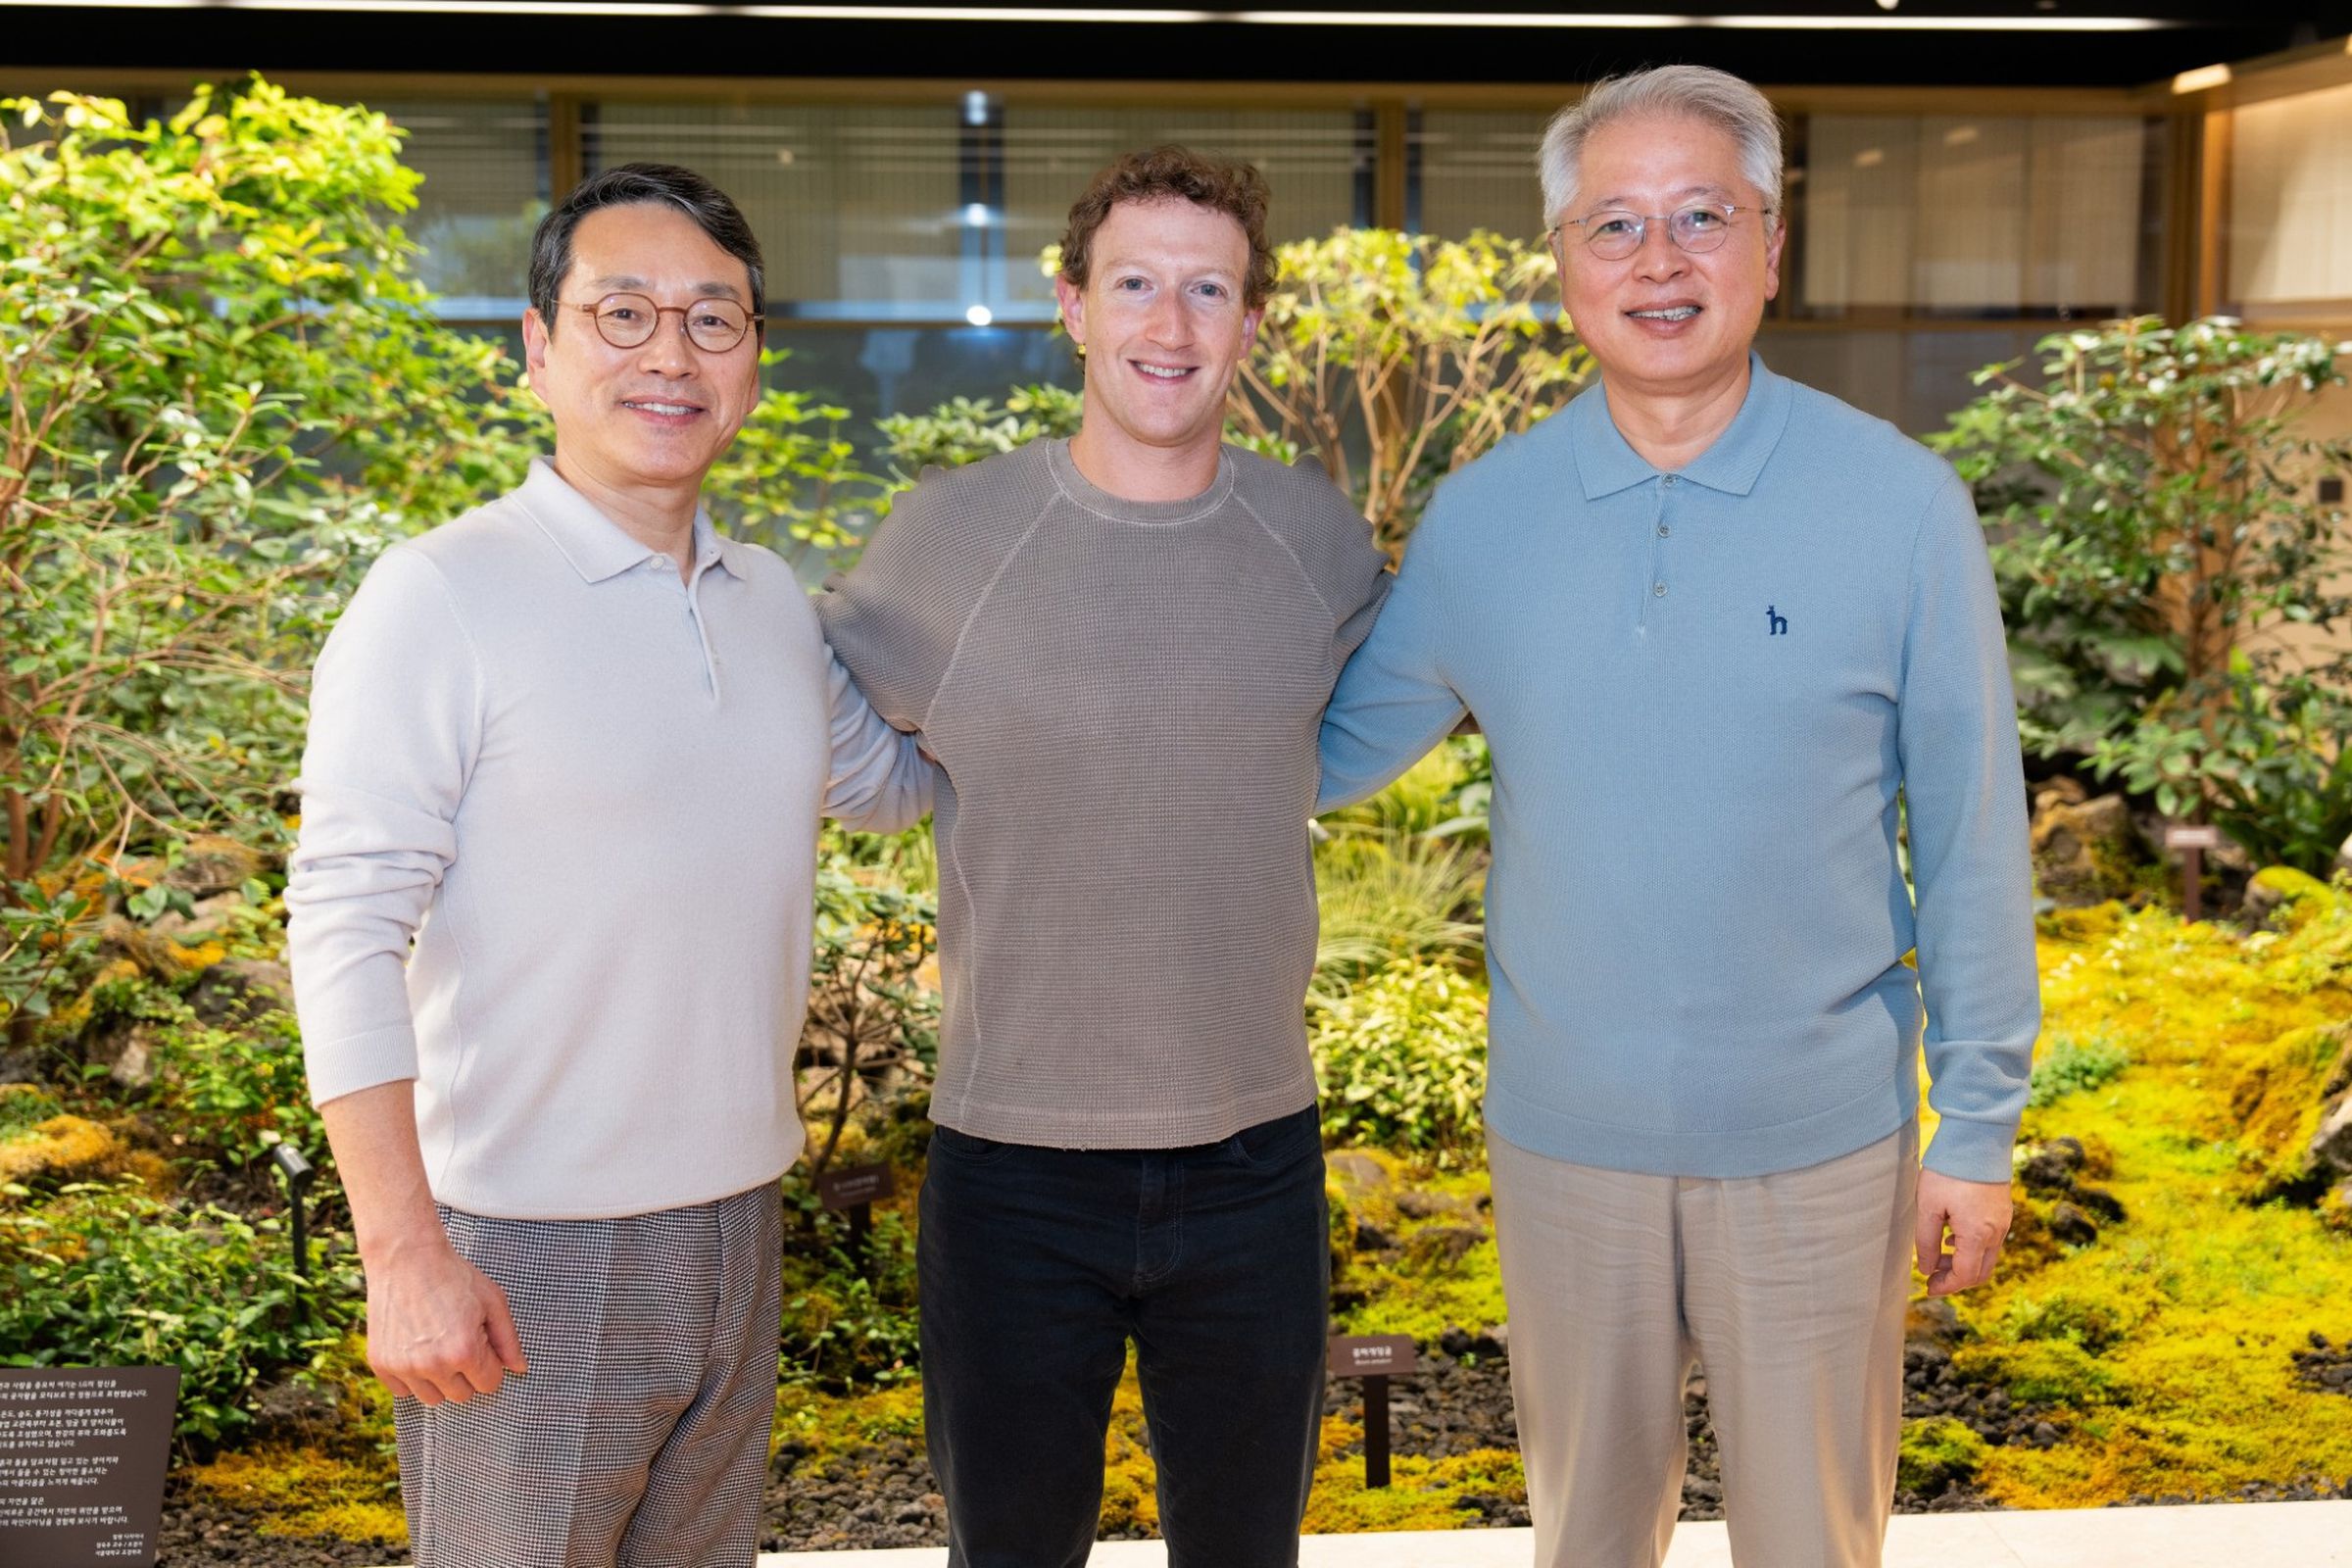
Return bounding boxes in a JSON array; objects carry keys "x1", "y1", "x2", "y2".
[
  {"x1": 2091, "y1": 666, "x2": 2352, "y2": 881},
  {"x1": 151, "y1": 1009, "x2": 321, "y2": 1174},
  {"x1": 1933, "y1": 318, "x2": 2352, "y2": 874},
  {"x1": 0, "y1": 879, "x2": 99, "y2": 1031},
  {"x1": 2028, "y1": 1035, "x2": 2132, "y2": 1109},
  {"x1": 1312, "y1": 829, "x2": 1485, "y2": 1003},
  {"x1": 1897, "y1": 1415, "x2": 1989, "y2": 1494},
  {"x1": 703, "y1": 349, "x2": 883, "y2": 555},
  {"x1": 796, "y1": 851, "x2": 940, "y2": 1178},
  {"x1": 0, "y1": 84, "x2": 543, "y2": 1036},
  {"x1": 1309, "y1": 956, "x2": 1488, "y2": 1154},
  {"x1": 0, "y1": 1180, "x2": 360, "y2": 1446},
  {"x1": 779, "y1": 1189, "x2": 920, "y2": 1389},
  {"x1": 1232, "y1": 228, "x2": 1589, "y2": 555},
  {"x1": 873, "y1": 384, "x2": 1083, "y2": 494}
]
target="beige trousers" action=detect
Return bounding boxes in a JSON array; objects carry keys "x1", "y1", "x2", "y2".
[{"x1": 1488, "y1": 1122, "x2": 1919, "y2": 1568}]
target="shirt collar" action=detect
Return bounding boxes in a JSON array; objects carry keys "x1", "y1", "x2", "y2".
[
  {"x1": 516, "y1": 457, "x2": 746, "y2": 583},
  {"x1": 1569, "y1": 351, "x2": 1794, "y2": 501}
]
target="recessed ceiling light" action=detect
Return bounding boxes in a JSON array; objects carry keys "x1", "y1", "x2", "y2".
[{"x1": 0, "y1": 0, "x2": 2183, "y2": 31}]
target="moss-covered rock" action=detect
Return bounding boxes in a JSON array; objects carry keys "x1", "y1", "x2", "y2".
[
  {"x1": 1898, "y1": 1415, "x2": 1990, "y2": 1493},
  {"x1": 0, "y1": 1113, "x2": 166, "y2": 1198},
  {"x1": 2030, "y1": 792, "x2": 2150, "y2": 907},
  {"x1": 2245, "y1": 866, "x2": 2339, "y2": 930}
]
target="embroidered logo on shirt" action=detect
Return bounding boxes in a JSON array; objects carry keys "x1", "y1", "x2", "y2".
[{"x1": 1766, "y1": 605, "x2": 1789, "y2": 636}]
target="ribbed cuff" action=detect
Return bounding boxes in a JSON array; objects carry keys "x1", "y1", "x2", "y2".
[
  {"x1": 305, "y1": 1024, "x2": 422, "y2": 1107},
  {"x1": 1922, "y1": 1113, "x2": 2021, "y2": 1184}
]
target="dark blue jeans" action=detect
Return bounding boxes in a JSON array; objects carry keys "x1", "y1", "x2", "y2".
[{"x1": 917, "y1": 1103, "x2": 1330, "y2": 1568}]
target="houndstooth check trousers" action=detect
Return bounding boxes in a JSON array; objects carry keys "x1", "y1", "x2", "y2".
[{"x1": 394, "y1": 1184, "x2": 784, "y2": 1568}]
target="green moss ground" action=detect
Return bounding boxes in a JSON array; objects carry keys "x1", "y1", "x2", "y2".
[
  {"x1": 1954, "y1": 895, "x2": 2352, "y2": 1506},
  {"x1": 191, "y1": 886, "x2": 2352, "y2": 1538}
]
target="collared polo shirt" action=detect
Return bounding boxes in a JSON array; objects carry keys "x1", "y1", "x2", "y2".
[
  {"x1": 1318, "y1": 356, "x2": 2039, "y2": 1183},
  {"x1": 288, "y1": 459, "x2": 931, "y2": 1219}
]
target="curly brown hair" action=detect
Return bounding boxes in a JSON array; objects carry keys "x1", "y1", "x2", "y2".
[{"x1": 1056, "y1": 145, "x2": 1276, "y2": 311}]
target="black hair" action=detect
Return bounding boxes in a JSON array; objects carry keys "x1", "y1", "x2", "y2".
[{"x1": 527, "y1": 162, "x2": 764, "y2": 331}]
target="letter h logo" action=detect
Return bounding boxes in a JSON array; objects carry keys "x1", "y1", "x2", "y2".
[{"x1": 1766, "y1": 605, "x2": 1788, "y2": 636}]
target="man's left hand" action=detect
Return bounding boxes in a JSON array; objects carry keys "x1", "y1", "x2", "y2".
[{"x1": 1915, "y1": 1169, "x2": 2012, "y2": 1296}]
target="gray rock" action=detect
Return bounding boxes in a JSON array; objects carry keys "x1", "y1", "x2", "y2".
[
  {"x1": 2030, "y1": 793, "x2": 2147, "y2": 907},
  {"x1": 1906, "y1": 1298, "x2": 1964, "y2": 1348},
  {"x1": 2048, "y1": 1201, "x2": 2100, "y2": 1247},
  {"x1": 1326, "y1": 1151, "x2": 1390, "y2": 1191},
  {"x1": 2072, "y1": 1183, "x2": 2127, "y2": 1223},
  {"x1": 82, "y1": 1016, "x2": 166, "y2": 1092},
  {"x1": 1404, "y1": 1225, "x2": 1488, "y2": 1269},
  {"x1": 163, "y1": 834, "x2": 269, "y2": 899},
  {"x1": 2310, "y1": 1092, "x2": 2352, "y2": 1179},
  {"x1": 188, "y1": 957, "x2": 294, "y2": 1024},
  {"x1": 1396, "y1": 1188, "x2": 1481, "y2": 1221}
]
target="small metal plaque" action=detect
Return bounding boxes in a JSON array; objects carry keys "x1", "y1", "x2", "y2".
[
  {"x1": 0, "y1": 1366, "x2": 179, "y2": 1567},
  {"x1": 2164, "y1": 824, "x2": 2221, "y2": 851},
  {"x1": 1328, "y1": 1334, "x2": 1418, "y2": 1379},
  {"x1": 816, "y1": 1162, "x2": 897, "y2": 1210}
]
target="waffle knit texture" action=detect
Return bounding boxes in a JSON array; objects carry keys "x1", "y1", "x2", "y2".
[
  {"x1": 817, "y1": 438, "x2": 1391, "y2": 1148},
  {"x1": 288, "y1": 460, "x2": 933, "y2": 1219},
  {"x1": 1318, "y1": 356, "x2": 2040, "y2": 1184}
]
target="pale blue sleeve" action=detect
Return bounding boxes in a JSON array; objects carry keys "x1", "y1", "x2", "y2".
[
  {"x1": 1898, "y1": 471, "x2": 2042, "y2": 1183},
  {"x1": 1316, "y1": 504, "x2": 1467, "y2": 813}
]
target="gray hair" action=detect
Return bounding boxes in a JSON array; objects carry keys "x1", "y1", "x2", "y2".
[
  {"x1": 1538, "y1": 65, "x2": 1786, "y2": 228},
  {"x1": 528, "y1": 163, "x2": 765, "y2": 332}
]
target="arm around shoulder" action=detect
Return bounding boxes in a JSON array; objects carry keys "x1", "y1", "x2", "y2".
[
  {"x1": 1316, "y1": 503, "x2": 1466, "y2": 814},
  {"x1": 821, "y1": 650, "x2": 936, "y2": 832}
]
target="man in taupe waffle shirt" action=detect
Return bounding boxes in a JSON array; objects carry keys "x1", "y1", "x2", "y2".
[{"x1": 817, "y1": 146, "x2": 1389, "y2": 1566}]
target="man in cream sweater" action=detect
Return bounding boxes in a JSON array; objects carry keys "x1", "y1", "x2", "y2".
[{"x1": 287, "y1": 164, "x2": 930, "y2": 1568}]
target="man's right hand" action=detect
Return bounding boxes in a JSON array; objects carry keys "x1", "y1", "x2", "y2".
[
  {"x1": 363, "y1": 1237, "x2": 529, "y2": 1404},
  {"x1": 318, "y1": 1081, "x2": 530, "y2": 1405}
]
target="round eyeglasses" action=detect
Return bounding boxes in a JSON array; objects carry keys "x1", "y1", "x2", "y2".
[
  {"x1": 566, "y1": 292, "x2": 763, "y2": 353},
  {"x1": 1550, "y1": 202, "x2": 1774, "y2": 262}
]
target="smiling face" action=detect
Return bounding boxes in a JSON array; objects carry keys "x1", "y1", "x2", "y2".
[
  {"x1": 521, "y1": 201, "x2": 762, "y2": 497},
  {"x1": 1055, "y1": 196, "x2": 1262, "y2": 486},
  {"x1": 1553, "y1": 112, "x2": 1785, "y2": 408}
]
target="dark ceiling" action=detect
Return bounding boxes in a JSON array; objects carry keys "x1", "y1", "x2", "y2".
[{"x1": 9, "y1": 1, "x2": 2347, "y2": 86}]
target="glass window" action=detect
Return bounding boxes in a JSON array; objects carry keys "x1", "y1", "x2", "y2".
[
  {"x1": 1797, "y1": 115, "x2": 2154, "y2": 317},
  {"x1": 374, "y1": 97, "x2": 550, "y2": 318},
  {"x1": 997, "y1": 106, "x2": 1363, "y2": 314},
  {"x1": 1756, "y1": 324, "x2": 2047, "y2": 437},
  {"x1": 591, "y1": 100, "x2": 965, "y2": 317},
  {"x1": 2228, "y1": 80, "x2": 2352, "y2": 310},
  {"x1": 1413, "y1": 109, "x2": 1549, "y2": 241}
]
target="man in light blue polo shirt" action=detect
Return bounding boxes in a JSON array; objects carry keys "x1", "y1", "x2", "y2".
[{"x1": 1318, "y1": 66, "x2": 2039, "y2": 1568}]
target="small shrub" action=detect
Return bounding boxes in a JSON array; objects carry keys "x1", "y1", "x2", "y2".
[
  {"x1": 1309, "y1": 957, "x2": 1488, "y2": 1153},
  {"x1": 0, "y1": 1084, "x2": 63, "y2": 1140},
  {"x1": 797, "y1": 854, "x2": 939, "y2": 1178},
  {"x1": 1953, "y1": 1339, "x2": 2121, "y2": 1408},
  {"x1": 779, "y1": 1198, "x2": 920, "y2": 1390},
  {"x1": 2003, "y1": 1289, "x2": 2133, "y2": 1354},
  {"x1": 0, "y1": 1180, "x2": 360, "y2": 1446},
  {"x1": 873, "y1": 384, "x2": 1083, "y2": 495},
  {"x1": 1312, "y1": 831, "x2": 1485, "y2": 1002},
  {"x1": 2028, "y1": 1036, "x2": 2131, "y2": 1108},
  {"x1": 1898, "y1": 1415, "x2": 1990, "y2": 1494},
  {"x1": 152, "y1": 1009, "x2": 321, "y2": 1175}
]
